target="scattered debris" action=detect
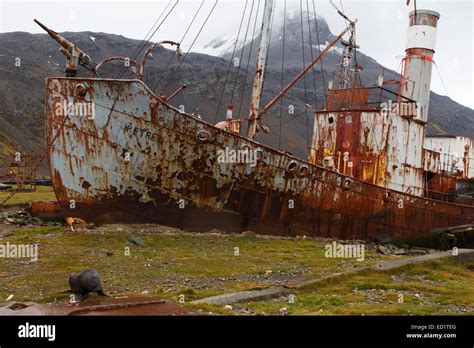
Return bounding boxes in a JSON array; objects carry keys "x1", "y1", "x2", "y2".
[
  {"x1": 128, "y1": 236, "x2": 146, "y2": 248},
  {"x1": 0, "y1": 208, "x2": 61, "y2": 227},
  {"x1": 241, "y1": 231, "x2": 256, "y2": 237},
  {"x1": 376, "y1": 244, "x2": 407, "y2": 255},
  {"x1": 440, "y1": 304, "x2": 474, "y2": 314},
  {"x1": 228, "y1": 305, "x2": 253, "y2": 315},
  {"x1": 65, "y1": 217, "x2": 86, "y2": 231},
  {"x1": 208, "y1": 229, "x2": 222, "y2": 236},
  {"x1": 373, "y1": 234, "x2": 391, "y2": 244}
]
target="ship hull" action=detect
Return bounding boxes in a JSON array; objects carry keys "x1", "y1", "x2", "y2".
[{"x1": 45, "y1": 78, "x2": 474, "y2": 239}]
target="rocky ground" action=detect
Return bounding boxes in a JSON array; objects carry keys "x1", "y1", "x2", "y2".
[{"x1": 0, "y1": 208, "x2": 61, "y2": 229}]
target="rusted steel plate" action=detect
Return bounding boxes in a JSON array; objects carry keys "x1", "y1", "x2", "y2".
[
  {"x1": 28, "y1": 201, "x2": 63, "y2": 219},
  {"x1": 67, "y1": 298, "x2": 191, "y2": 316},
  {"x1": 45, "y1": 78, "x2": 474, "y2": 239},
  {"x1": 0, "y1": 298, "x2": 191, "y2": 316},
  {"x1": 312, "y1": 107, "x2": 426, "y2": 197}
]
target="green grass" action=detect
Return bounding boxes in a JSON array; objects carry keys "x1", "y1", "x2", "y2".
[
  {"x1": 0, "y1": 185, "x2": 56, "y2": 205},
  {"x1": 0, "y1": 227, "x2": 390, "y2": 304},
  {"x1": 0, "y1": 225, "x2": 472, "y2": 316},
  {"x1": 218, "y1": 259, "x2": 474, "y2": 316}
]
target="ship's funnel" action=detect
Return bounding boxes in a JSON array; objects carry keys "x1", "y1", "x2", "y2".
[
  {"x1": 401, "y1": 9, "x2": 440, "y2": 122},
  {"x1": 226, "y1": 104, "x2": 234, "y2": 120}
]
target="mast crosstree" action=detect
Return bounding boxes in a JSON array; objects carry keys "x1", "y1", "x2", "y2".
[{"x1": 246, "y1": 0, "x2": 357, "y2": 140}]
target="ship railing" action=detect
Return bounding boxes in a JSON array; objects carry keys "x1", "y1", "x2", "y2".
[
  {"x1": 361, "y1": 66, "x2": 416, "y2": 100},
  {"x1": 437, "y1": 152, "x2": 474, "y2": 174},
  {"x1": 326, "y1": 85, "x2": 416, "y2": 111},
  {"x1": 426, "y1": 189, "x2": 474, "y2": 206},
  {"x1": 329, "y1": 66, "x2": 416, "y2": 106}
]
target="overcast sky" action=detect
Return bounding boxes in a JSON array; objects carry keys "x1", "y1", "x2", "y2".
[{"x1": 1, "y1": 0, "x2": 473, "y2": 108}]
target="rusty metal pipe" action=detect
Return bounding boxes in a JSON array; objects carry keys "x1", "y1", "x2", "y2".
[
  {"x1": 34, "y1": 19, "x2": 74, "y2": 50},
  {"x1": 93, "y1": 56, "x2": 137, "y2": 77},
  {"x1": 138, "y1": 40, "x2": 181, "y2": 80},
  {"x1": 337, "y1": 151, "x2": 342, "y2": 173},
  {"x1": 166, "y1": 84, "x2": 187, "y2": 102}
]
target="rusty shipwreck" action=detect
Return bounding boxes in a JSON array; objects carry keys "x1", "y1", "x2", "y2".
[{"x1": 38, "y1": 1, "x2": 474, "y2": 240}]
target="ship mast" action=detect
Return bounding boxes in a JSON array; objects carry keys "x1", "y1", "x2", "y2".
[{"x1": 247, "y1": 0, "x2": 274, "y2": 140}]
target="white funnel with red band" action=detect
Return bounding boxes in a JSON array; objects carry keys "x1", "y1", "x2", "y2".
[{"x1": 402, "y1": 9, "x2": 441, "y2": 122}]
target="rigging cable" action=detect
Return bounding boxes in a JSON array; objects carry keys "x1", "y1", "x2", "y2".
[
  {"x1": 236, "y1": 0, "x2": 262, "y2": 119},
  {"x1": 104, "y1": 0, "x2": 178, "y2": 137},
  {"x1": 299, "y1": 0, "x2": 310, "y2": 150},
  {"x1": 311, "y1": 0, "x2": 327, "y2": 102},
  {"x1": 161, "y1": 0, "x2": 219, "y2": 94},
  {"x1": 267, "y1": 108, "x2": 312, "y2": 129},
  {"x1": 278, "y1": 0, "x2": 287, "y2": 150},
  {"x1": 229, "y1": 0, "x2": 256, "y2": 106},
  {"x1": 214, "y1": 0, "x2": 250, "y2": 124},
  {"x1": 128, "y1": 0, "x2": 171, "y2": 63},
  {"x1": 119, "y1": 0, "x2": 179, "y2": 79},
  {"x1": 153, "y1": 0, "x2": 205, "y2": 93},
  {"x1": 433, "y1": 61, "x2": 450, "y2": 97},
  {"x1": 305, "y1": 0, "x2": 318, "y2": 107},
  {"x1": 339, "y1": 0, "x2": 348, "y2": 25},
  {"x1": 354, "y1": 46, "x2": 362, "y2": 87}
]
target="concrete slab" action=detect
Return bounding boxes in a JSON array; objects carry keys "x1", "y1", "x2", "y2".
[{"x1": 191, "y1": 286, "x2": 291, "y2": 305}]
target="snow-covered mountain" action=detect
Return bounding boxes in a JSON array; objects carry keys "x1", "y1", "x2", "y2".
[{"x1": 198, "y1": 33, "x2": 247, "y2": 57}]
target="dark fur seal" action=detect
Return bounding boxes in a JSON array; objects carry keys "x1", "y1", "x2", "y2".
[{"x1": 69, "y1": 269, "x2": 108, "y2": 301}]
